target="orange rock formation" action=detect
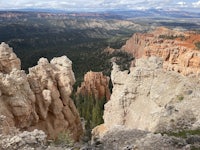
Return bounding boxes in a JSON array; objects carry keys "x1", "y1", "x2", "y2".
[
  {"x1": 122, "y1": 27, "x2": 200, "y2": 76},
  {"x1": 77, "y1": 71, "x2": 111, "y2": 101}
]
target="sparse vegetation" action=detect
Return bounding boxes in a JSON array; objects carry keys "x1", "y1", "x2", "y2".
[
  {"x1": 177, "y1": 94, "x2": 184, "y2": 101},
  {"x1": 73, "y1": 94, "x2": 106, "y2": 139},
  {"x1": 161, "y1": 129, "x2": 200, "y2": 150},
  {"x1": 159, "y1": 34, "x2": 185, "y2": 40},
  {"x1": 162, "y1": 129, "x2": 200, "y2": 138},
  {"x1": 53, "y1": 130, "x2": 74, "y2": 147},
  {"x1": 195, "y1": 41, "x2": 200, "y2": 50}
]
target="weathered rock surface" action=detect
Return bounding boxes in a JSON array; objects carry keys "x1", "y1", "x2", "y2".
[
  {"x1": 0, "y1": 43, "x2": 38, "y2": 131},
  {"x1": 77, "y1": 71, "x2": 110, "y2": 101},
  {"x1": 0, "y1": 42, "x2": 21, "y2": 73},
  {"x1": 0, "y1": 129, "x2": 47, "y2": 150},
  {"x1": 91, "y1": 126, "x2": 189, "y2": 150},
  {"x1": 122, "y1": 27, "x2": 200, "y2": 76},
  {"x1": 101, "y1": 56, "x2": 200, "y2": 134},
  {"x1": 28, "y1": 56, "x2": 83, "y2": 140},
  {"x1": 0, "y1": 42, "x2": 83, "y2": 141},
  {"x1": 0, "y1": 115, "x2": 47, "y2": 150}
]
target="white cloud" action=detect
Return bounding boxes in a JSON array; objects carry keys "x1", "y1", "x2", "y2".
[
  {"x1": 0, "y1": 0, "x2": 199, "y2": 11},
  {"x1": 192, "y1": 0, "x2": 200, "y2": 7},
  {"x1": 177, "y1": 2, "x2": 186, "y2": 5},
  {"x1": 177, "y1": 1, "x2": 187, "y2": 7}
]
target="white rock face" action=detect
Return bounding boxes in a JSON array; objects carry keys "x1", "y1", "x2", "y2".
[{"x1": 104, "y1": 56, "x2": 200, "y2": 132}]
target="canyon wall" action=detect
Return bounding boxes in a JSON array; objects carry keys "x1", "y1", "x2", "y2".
[
  {"x1": 0, "y1": 42, "x2": 83, "y2": 141},
  {"x1": 122, "y1": 27, "x2": 200, "y2": 76}
]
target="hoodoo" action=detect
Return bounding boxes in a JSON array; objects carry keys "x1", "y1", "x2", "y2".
[{"x1": 0, "y1": 42, "x2": 83, "y2": 141}]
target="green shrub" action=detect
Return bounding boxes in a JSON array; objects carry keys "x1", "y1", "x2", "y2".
[
  {"x1": 177, "y1": 94, "x2": 184, "y2": 101},
  {"x1": 195, "y1": 41, "x2": 200, "y2": 50},
  {"x1": 53, "y1": 130, "x2": 74, "y2": 147},
  {"x1": 162, "y1": 129, "x2": 200, "y2": 138},
  {"x1": 177, "y1": 95, "x2": 184, "y2": 101}
]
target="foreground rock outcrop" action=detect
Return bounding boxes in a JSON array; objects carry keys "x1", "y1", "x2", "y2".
[
  {"x1": 28, "y1": 56, "x2": 83, "y2": 140},
  {"x1": 77, "y1": 71, "x2": 110, "y2": 101},
  {"x1": 122, "y1": 27, "x2": 200, "y2": 76},
  {"x1": 0, "y1": 42, "x2": 83, "y2": 141}
]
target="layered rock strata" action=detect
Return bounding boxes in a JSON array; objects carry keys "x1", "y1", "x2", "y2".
[
  {"x1": 77, "y1": 71, "x2": 110, "y2": 101},
  {"x1": 0, "y1": 42, "x2": 83, "y2": 141},
  {"x1": 122, "y1": 27, "x2": 200, "y2": 76}
]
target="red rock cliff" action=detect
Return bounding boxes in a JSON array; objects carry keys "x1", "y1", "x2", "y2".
[
  {"x1": 122, "y1": 27, "x2": 200, "y2": 76},
  {"x1": 77, "y1": 71, "x2": 111, "y2": 101}
]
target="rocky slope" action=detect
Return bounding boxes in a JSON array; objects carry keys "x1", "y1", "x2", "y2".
[
  {"x1": 77, "y1": 71, "x2": 110, "y2": 101},
  {"x1": 0, "y1": 42, "x2": 83, "y2": 141},
  {"x1": 122, "y1": 27, "x2": 200, "y2": 76},
  {"x1": 0, "y1": 115, "x2": 47, "y2": 150},
  {"x1": 91, "y1": 126, "x2": 191, "y2": 150}
]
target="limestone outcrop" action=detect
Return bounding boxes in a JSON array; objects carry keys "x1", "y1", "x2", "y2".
[
  {"x1": 0, "y1": 42, "x2": 83, "y2": 141},
  {"x1": 28, "y1": 56, "x2": 83, "y2": 140},
  {"x1": 77, "y1": 71, "x2": 110, "y2": 101},
  {"x1": 0, "y1": 42, "x2": 21, "y2": 73},
  {"x1": 101, "y1": 56, "x2": 200, "y2": 134},
  {"x1": 122, "y1": 27, "x2": 200, "y2": 76}
]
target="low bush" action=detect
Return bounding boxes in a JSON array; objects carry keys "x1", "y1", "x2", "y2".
[{"x1": 195, "y1": 41, "x2": 200, "y2": 50}]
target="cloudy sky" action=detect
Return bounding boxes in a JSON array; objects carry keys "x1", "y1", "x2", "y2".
[{"x1": 0, "y1": 0, "x2": 200, "y2": 11}]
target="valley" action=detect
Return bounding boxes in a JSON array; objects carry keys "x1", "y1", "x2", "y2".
[
  {"x1": 1, "y1": 10, "x2": 199, "y2": 85},
  {"x1": 0, "y1": 9, "x2": 200, "y2": 149}
]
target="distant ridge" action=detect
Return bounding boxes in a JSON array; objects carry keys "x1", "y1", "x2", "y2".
[{"x1": 0, "y1": 8, "x2": 199, "y2": 19}]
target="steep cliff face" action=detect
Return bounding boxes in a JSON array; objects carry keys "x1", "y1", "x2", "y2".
[
  {"x1": 0, "y1": 42, "x2": 83, "y2": 141},
  {"x1": 122, "y1": 27, "x2": 200, "y2": 76},
  {"x1": 101, "y1": 56, "x2": 200, "y2": 134},
  {"x1": 77, "y1": 71, "x2": 110, "y2": 101}
]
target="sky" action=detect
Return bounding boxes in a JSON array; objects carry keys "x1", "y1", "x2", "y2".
[{"x1": 0, "y1": 0, "x2": 200, "y2": 11}]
